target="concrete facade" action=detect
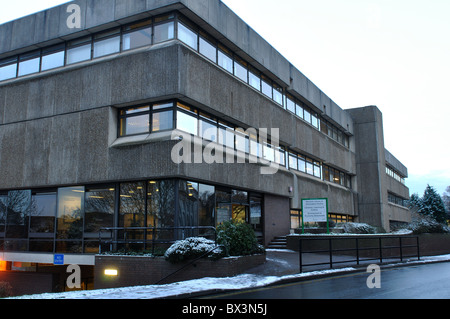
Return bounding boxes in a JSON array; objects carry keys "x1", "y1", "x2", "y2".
[{"x1": 0, "y1": 0, "x2": 410, "y2": 275}]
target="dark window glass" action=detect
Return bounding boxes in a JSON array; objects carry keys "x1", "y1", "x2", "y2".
[
  {"x1": 147, "y1": 180, "x2": 175, "y2": 229},
  {"x1": 5, "y1": 190, "x2": 31, "y2": 239},
  {"x1": 84, "y1": 187, "x2": 115, "y2": 233},
  {"x1": 119, "y1": 182, "x2": 146, "y2": 228},
  {"x1": 120, "y1": 114, "x2": 150, "y2": 136},
  {"x1": 0, "y1": 195, "x2": 6, "y2": 234},
  {"x1": 178, "y1": 181, "x2": 199, "y2": 237},
  {"x1": 198, "y1": 184, "x2": 215, "y2": 229},
  {"x1": 29, "y1": 193, "x2": 56, "y2": 235}
]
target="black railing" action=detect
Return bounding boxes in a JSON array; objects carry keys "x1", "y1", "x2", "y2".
[
  {"x1": 98, "y1": 226, "x2": 217, "y2": 255},
  {"x1": 299, "y1": 235, "x2": 420, "y2": 273}
]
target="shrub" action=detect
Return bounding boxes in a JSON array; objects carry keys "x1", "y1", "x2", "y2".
[
  {"x1": 341, "y1": 222, "x2": 377, "y2": 234},
  {"x1": 0, "y1": 281, "x2": 13, "y2": 298},
  {"x1": 164, "y1": 237, "x2": 223, "y2": 263},
  {"x1": 217, "y1": 220, "x2": 265, "y2": 257},
  {"x1": 407, "y1": 211, "x2": 450, "y2": 234}
]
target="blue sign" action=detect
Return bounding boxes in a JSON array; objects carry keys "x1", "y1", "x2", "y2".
[{"x1": 54, "y1": 254, "x2": 65, "y2": 265}]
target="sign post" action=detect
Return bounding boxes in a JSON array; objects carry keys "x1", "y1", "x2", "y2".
[{"x1": 301, "y1": 198, "x2": 329, "y2": 234}]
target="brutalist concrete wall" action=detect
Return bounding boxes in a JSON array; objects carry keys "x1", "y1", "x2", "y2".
[{"x1": 346, "y1": 106, "x2": 388, "y2": 230}]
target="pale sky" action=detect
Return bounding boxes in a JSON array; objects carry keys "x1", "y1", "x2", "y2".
[{"x1": 1, "y1": 0, "x2": 449, "y2": 197}]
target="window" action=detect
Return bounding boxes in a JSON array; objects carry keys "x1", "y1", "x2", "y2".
[
  {"x1": 261, "y1": 76, "x2": 272, "y2": 98},
  {"x1": 176, "y1": 104, "x2": 198, "y2": 135},
  {"x1": 119, "y1": 106, "x2": 150, "y2": 136},
  {"x1": 273, "y1": 84, "x2": 283, "y2": 106},
  {"x1": 296, "y1": 103, "x2": 304, "y2": 119},
  {"x1": 18, "y1": 52, "x2": 40, "y2": 76},
  {"x1": 314, "y1": 161, "x2": 321, "y2": 178},
  {"x1": 93, "y1": 30, "x2": 121, "y2": 58},
  {"x1": 41, "y1": 45, "x2": 65, "y2": 71},
  {"x1": 289, "y1": 153, "x2": 298, "y2": 170},
  {"x1": 148, "y1": 180, "x2": 175, "y2": 235},
  {"x1": 286, "y1": 95, "x2": 295, "y2": 113},
  {"x1": 199, "y1": 36, "x2": 217, "y2": 63},
  {"x1": 298, "y1": 156, "x2": 306, "y2": 173},
  {"x1": 29, "y1": 192, "x2": 56, "y2": 235},
  {"x1": 152, "y1": 110, "x2": 173, "y2": 132},
  {"x1": 119, "y1": 182, "x2": 146, "y2": 230},
  {"x1": 249, "y1": 68, "x2": 260, "y2": 91},
  {"x1": 0, "y1": 59, "x2": 17, "y2": 81},
  {"x1": 0, "y1": 195, "x2": 6, "y2": 235},
  {"x1": 67, "y1": 37, "x2": 92, "y2": 65},
  {"x1": 306, "y1": 158, "x2": 314, "y2": 175},
  {"x1": 56, "y1": 187, "x2": 84, "y2": 242},
  {"x1": 122, "y1": 21, "x2": 152, "y2": 50},
  {"x1": 154, "y1": 21, "x2": 175, "y2": 43},
  {"x1": 199, "y1": 116, "x2": 217, "y2": 142},
  {"x1": 178, "y1": 22, "x2": 198, "y2": 50},
  {"x1": 218, "y1": 46, "x2": 233, "y2": 73},
  {"x1": 5, "y1": 190, "x2": 31, "y2": 240},
  {"x1": 84, "y1": 186, "x2": 115, "y2": 233},
  {"x1": 304, "y1": 109, "x2": 311, "y2": 124},
  {"x1": 234, "y1": 57, "x2": 248, "y2": 83}
]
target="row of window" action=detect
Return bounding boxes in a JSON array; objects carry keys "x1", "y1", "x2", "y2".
[
  {"x1": 0, "y1": 179, "x2": 262, "y2": 254},
  {"x1": 119, "y1": 100, "x2": 353, "y2": 188},
  {"x1": 388, "y1": 193, "x2": 408, "y2": 208},
  {"x1": 0, "y1": 13, "x2": 176, "y2": 81},
  {"x1": 386, "y1": 166, "x2": 406, "y2": 185},
  {"x1": 290, "y1": 210, "x2": 355, "y2": 230},
  {"x1": 177, "y1": 17, "x2": 350, "y2": 148},
  {"x1": 0, "y1": 11, "x2": 350, "y2": 150}
]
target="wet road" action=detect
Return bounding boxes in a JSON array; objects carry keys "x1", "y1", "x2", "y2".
[{"x1": 206, "y1": 262, "x2": 450, "y2": 299}]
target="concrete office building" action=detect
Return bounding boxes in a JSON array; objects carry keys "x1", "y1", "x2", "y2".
[{"x1": 0, "y1": 0, "x2": 409, "y2": 291}]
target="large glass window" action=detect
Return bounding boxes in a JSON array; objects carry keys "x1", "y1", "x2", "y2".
[
  {"x1": 152, "y1": 110, "x2": 173, "y2": 132},
  {"x1": 93, "y1": 30, "x2": 121, "y2": 58},
  {"x1": 122, "y1": 21, "x2": 152, "y2": 51},
  {"x1": 0, "y1": 195, "x2": 6, "y2": 236},
  {"x1": 29, "y1": 192, "x2": 56, "y2": 235},
  {"x1": 286, "y1": 95, "x2": 295, "y2": 113},
  {"x1": 199, "y1": 115, "x2": 217, "y2": 142},
  {"x1": 119, "y1": 182, "x2": 146, "y2": 229},
  {"x1": 178, "y1": 22, "x2": 198, "y2": 50},
  {"x1": 147, "y1": 180, "x2": 175, "y2": 229},
  {"x1": 56, "y1": 187, "x2": 84, "y2": 240},
  {"x1": 249, "y1": 69, "x2": 261, "y2": 91},
  {"x1": 198, "y1": 184, "x2": 215, "y2": 229},
  {"x1": 178, "y1": 181, "x2": 199, "y2": 238},
  {"x1": 119, "y1": 106, "x2": 150, "y2": 136},
  {"x1": 5, "y1": 190, "x2": 31, "y2": 239},
  {"x1": 261, "y1": 76, "x2": 272, "y2": 98},
  {"x1": 84, "y1": 186, "x2": 115, "y2": 233}
]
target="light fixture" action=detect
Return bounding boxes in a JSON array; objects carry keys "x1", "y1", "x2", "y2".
[{"x1": 104, "y1": 269, "x2": 118, "y2": 276}]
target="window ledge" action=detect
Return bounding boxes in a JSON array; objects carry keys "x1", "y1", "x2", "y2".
[{"x1": 110, "y1": 130, "x2": 174, "y2": 148}]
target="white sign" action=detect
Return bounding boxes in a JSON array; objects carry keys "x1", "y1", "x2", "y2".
[{"x1": 302, "y1": 199, "x2": 328, "y2": 223}]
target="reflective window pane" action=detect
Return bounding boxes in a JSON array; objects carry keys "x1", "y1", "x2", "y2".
[
  {"x1": 273, "y1": 88, "x2": 283, "y2": 105},
  {"x1": 289, "y1": 154, "x2": 297, "y2": 170},
  {"x1": 147, "y1": 180, "x2": 175, "y2": 230},
  {"x1": 119, "y1": 182, "x2": 146, "y2": 229},
  {"x1": 177, "y1": 111, "x2": 198, "y2": 135},
  {"x1": 84, "y1": 187, "x2": 115, "y2": 233},
  {"x1": 67, "y1": 44, "x2": 91, "y2": 64},
  {"x1": 18, "y1": 58, "x2": 40, "y2": 76},
  {"x1": 56, "y1": 187, "x2": 84, "y2": 240},
  {"x1": 0, "y1": 64, "x2": 17, "y2": 81},
  {"x1": 200, "y1": 119, "x2": 217, "y2": 142},
  {"x1": 29, "y1": 193, "x2": 56, "y2": 234},
  {"x1": 199, "y1": 37, "x2": 216, "y2": 62},
  {"x1": 298, "y1": 157, "x2": 306, "y2": 172},
  {"x1": 198, "y1": 184, "x2": 215, "y2": 229},
  {"x1": 93, "y1": 36, "x2": 120, "y2": 58},
  {"x1": 120, "y1": 114, "x2": 149, "y2": 136},
  {"x1": 234, "y1": 61, "x2": 247, "y2": 82},
  {"x1": 249, "y1": 71, "x2": 260, "y2": 91},
  {"x1": 152, "y1": 110, "x2": 173, "y2": 132},
  {"x1": 6, "y1": 190, "x2": 31, "y2": 239},
  {"x1": 261, "y1": 79, "x2": 272, "y2": 98},
  {"x1": 123, "y1": 27, "x2": 152, "y2": 50},
  {"x1": 0, "y1": 195, "x2": 6, "y2": 234},
  {"x1": 304, "y1": 109, "x2": 311, "y2": 123},
  {"x1": 178, "y1": 23, "x2": 198, "y2": 50},
  {"x1": 41, "y1": 51, "x2": 65, "y2": 71},
  {"x1": 154, "y1": 22, "x2": 175, "y2": 43},
  {"x1": 218, "y1": 50, "x2": 233, "y2": 73},
  {"x1": 286, "y1": 97, "x2": 295, "y2": 113}
]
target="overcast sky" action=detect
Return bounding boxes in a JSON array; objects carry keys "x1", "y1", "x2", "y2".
[{"x1": 1, "y1": 0, "x2": 449, "y2": 196}]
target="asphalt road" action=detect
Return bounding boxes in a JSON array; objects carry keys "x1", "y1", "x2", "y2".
[{"x1": 206, "y1": 262, "x2": 450, "y2": 299}]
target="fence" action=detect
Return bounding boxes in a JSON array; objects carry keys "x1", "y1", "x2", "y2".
[
  {"x1": 298, "y1": 236, "x2": 420, "y2": 273},
  {"x1": 98, "y1": 226, "x2": 217, "y2": 255}
]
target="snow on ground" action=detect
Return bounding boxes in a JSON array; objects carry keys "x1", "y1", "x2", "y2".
[{"x1": 9, "y1": 254, "x2": 450, "y2": 300}]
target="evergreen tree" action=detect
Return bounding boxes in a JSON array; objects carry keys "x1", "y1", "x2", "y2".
[
  {"x1": 418, "y1": 185, "x2": 447, "y2": 224},
  {"x1": 408, "y1": 193, "x2": 421, "y2": 210}
]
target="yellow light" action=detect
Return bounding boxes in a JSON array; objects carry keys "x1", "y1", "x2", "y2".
[{"x1": 104, "y1": 269, "x2": 118, "y2": 276}]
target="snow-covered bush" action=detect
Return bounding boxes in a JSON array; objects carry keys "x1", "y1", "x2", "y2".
[
  {"x1": 217, "y1": 220, "x2": 265, "y2": 257},
  {"x1": 164, "y1": 237, "x2": 223, "y2": 263},
  {"x1": 407, "y1": 211, "x2": 450, "y2": 234},
  {"x1": 341, "y1": 222, "x2": 377, "y2": 234}
]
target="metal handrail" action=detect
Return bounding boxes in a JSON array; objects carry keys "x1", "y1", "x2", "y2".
[
  {"x1": 98, "y1": 226, "x2": 217, "y2": 255},
  {"x1": 299, "y1": 235, "x2": 420, "y2": 272}
]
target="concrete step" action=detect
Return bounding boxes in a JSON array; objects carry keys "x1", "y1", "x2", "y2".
[{"x1": 267, "y1": 236, "x2": 288, "y2": 249}]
